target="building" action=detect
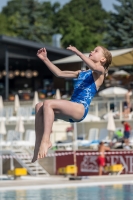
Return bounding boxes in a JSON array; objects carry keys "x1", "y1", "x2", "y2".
[{"x1": 0, "y1": 35, "x2": 73, "y2": 100}]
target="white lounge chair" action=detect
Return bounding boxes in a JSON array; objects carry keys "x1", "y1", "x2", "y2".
[
  {"x1": 2, "y1": 129, "x2": 35, "y2": 148},
  {"x1": 1, "y1": 130, "x2": 22, "y2": 147},
  {"x1": 98, "y1": 128, "x2": 110, "y2": 142},
  {"x1": 89, "y1": 128, "x2": 110, "y2": 149},
  {"x1": 88, "y1": 128, "x2": 99, "y2": 142},
  {"x1": 5, "y1": 130, "x2": 23, "y2": 142},
  {"x1": 78, "y1": 128, "x2": 99, "y2": 147},
  {"x1": 11, "y1": 129, "x2": 35, "y2": 147},
  {"x1": 6, "y1": 107, "x2": 16, "y2": 122},
  {"x1": 16, "y1": 106, "x2": 34, "y2": 122}
]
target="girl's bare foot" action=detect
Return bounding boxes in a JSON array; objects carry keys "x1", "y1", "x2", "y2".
[
  {"x1": 37, "y1": 141, "x2": 52, "y2": 159},
  {"x1": 31, "y1": 140, "x2": 52, "y2": 163}
]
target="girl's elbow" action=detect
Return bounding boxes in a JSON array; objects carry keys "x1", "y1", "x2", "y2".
[{"x1": 55, "y1": 72, "x2": 63, "y2": 78}]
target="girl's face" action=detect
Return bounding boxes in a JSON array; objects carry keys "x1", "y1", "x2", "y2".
[{"x1": 89, "y1": 46, "x2": 105, "y2": 63}]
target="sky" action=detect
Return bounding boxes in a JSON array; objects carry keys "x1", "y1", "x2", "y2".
[{"x1": 0, "y1": 0, "x2": 118, "y2": 12}]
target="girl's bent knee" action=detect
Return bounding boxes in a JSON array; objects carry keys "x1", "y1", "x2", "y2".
[
  {"x1": 43, "y1": 100, "x2": 51, "y2": 108},
  {"x1": 35, "y1": 102, "x2": 43, "y2": 112}
]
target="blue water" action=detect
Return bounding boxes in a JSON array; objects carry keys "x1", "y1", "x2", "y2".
[{"x1": 0, "y1": 184, "x2": 133, "y2": 200}]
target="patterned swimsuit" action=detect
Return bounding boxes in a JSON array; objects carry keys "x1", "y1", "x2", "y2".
[{"x1": 69, "y1": 70, "x2": 97, "y2": 122}]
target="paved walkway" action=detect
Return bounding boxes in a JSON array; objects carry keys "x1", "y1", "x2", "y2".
[{"x1": 0, "y1": 174, "x2": 133, "y2": 191}]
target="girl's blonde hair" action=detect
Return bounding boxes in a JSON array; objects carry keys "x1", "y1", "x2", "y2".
[{"x1": 100, "y1": 46, "x2": 112, "y2": 77}]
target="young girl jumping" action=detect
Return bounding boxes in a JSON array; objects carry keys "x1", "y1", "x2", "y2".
[{"x1": 32, "y1": 45, "x2": 112, "y2": 163}]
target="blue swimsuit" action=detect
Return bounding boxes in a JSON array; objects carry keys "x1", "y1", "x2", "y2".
[{"x1": 69, "y1": 70, "x2": 97, "y2": 122}]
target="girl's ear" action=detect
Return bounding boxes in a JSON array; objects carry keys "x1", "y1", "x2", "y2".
[{"x1": 100, "y1": 57, "x2": 106, "y2": 63}]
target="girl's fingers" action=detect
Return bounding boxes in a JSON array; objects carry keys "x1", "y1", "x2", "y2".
[
  {"x1": 40, "y1": 48, "x2": 43, "y2": 53},
  {"x1": 37, "y1": 47, "x2": 46, "y2": 54}
]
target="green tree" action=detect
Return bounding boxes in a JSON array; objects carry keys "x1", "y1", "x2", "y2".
[
  {"x1": 53, "y1": 0, "x2": 108, "y2": 51},
  {"x1": 103, "y1": 0, "x2": 133, "y2": 49},
  {"x1": 0, "y1": 13, "x2": 9, "y2": 35},
  {"x1": 1, "y1": 0, "x2": 57, "y2": 43},
  {"x1": 1, "y1": 0, "x2": 109, "y2": 49}
]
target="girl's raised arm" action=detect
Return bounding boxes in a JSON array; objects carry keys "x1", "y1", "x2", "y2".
[
  {"x1": 67, "y1": 45, "x2": 105, "y2": 74},
  {"x1": 37, "y1": 48, "x2": 79, "y2": 78}
]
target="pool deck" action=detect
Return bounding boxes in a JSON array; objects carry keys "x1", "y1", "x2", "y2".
[{"x1": 0, "y1": 174, "x2": 133, "y2": 191}]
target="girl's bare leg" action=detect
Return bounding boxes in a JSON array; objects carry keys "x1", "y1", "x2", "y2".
[
  {"x1": 32, "y1": 102, "x2": 49, "y2": 163},
  {"x1": 32, "y1": 99, "x2": 84, "y2": 162},
  {"x1": 31, "y1": 102, "x2": 68, "y2": 163},
  {"x1": 32, "y1": 100, "x2": 84, "y2": 162}
]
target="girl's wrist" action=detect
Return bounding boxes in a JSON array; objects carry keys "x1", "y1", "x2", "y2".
[
  {"x1": 42, "y1": 57, "x2": 48, "y2": 62},
  {"x1": 76, "y1": 50, "x2": 82, "y2": 57}
]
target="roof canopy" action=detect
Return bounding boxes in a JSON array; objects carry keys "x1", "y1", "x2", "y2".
[
  {"x1": 0, "y1": 35, "x2": 73, "y2": 57},
  {"x1": 53, "y1": 48, "x2": 133, "y2": 67}
]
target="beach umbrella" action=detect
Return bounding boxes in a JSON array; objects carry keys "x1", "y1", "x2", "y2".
[
  {"x1": 15, "y1": 117, "x2": 25, "y2": 141},
  {"x1": 14, "y1": 94, "x2": 20, "y2": 114},
  {"x1": 103, "y1": 111, "x2": 119, "y2": 120},
  {"x1": 15, "y1": 117, "x2": 25, "y2": 133},
  {"x1": 32, "y1": 91, "x2": 39, "y2": 108},
  {"x1": 112, "y1": 70, "x2": 130, "y2": 77},
  {"x1": 0, "y1": 120, "x2": 6, "y2": 135},
  {"x1": 99, "y1": 87, "x2": 128, "y2": 113},
  {"x1": 99, "y1": 87, "x2": 128, "y2": 112},
  {"x1": 0, "y1": 119, "x2": 6, "y2": 177},
  {"x1": 98, "y1": 87, "x2": 128, "y2": 98},
  {"x1": 0, "y1": 96, "x2": 4, "y2": 110},
  {"x1": 107, "y1": 111, "x2": 116, "y2": 139},
  {"x1": 55, "y1": 89, "x2": 61, "y2": 100},
  {"x1": 0, "y1": 96, "x2": 5, "y2": 120},
  {"x1": 0, "y1": 120, "x2": 6, "y2": 145},
  {"x1": 107, "y1": 111, "x2": 116, "y2": 132}
]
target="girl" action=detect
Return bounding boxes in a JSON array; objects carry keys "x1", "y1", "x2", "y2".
[{"x1": 32, "y1": 45, "x2": 112, "y2": 162}]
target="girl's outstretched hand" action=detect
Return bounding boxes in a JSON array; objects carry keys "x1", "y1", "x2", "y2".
[
  {"x1": 37, "y1": 48, "x2": 47, "y2": 61},
  {"x1": 67, "y1": 45, "x2": 79, "y2": 54}
]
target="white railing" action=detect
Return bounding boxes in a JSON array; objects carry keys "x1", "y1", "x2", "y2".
[
  {"x1": 0, "y1": 98, "x2": 133, "y2": 124},
  {"x1": 89, "y1": 98, "x2": 133, "y2": 120}
]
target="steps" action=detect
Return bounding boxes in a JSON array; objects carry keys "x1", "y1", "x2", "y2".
[{"x1": 11, "y1": 149, "x2": 49, "y2": 176}]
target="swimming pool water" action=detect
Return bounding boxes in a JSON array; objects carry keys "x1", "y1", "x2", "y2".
[{"x1": 0, "y1": 184, "x2": 133, "y2": 200}]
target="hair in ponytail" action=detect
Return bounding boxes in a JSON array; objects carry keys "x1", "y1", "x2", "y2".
[{"x1": 100, "y1": 46, "x2": 112, "y2": 78}]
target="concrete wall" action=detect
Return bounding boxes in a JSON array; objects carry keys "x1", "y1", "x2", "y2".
[{"x1": 39, "y1": 156, "x2": 55, "y2": 175}]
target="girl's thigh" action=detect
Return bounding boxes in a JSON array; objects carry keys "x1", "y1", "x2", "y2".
[{"x1": 45, "y1": 99, "x2": 84, "y2": 122}]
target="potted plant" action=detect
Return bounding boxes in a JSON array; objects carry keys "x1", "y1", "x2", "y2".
[
  {"x1": 39, "y1": 93, "x2": 46, "y2": 99},
  {"x1": 23, "y1": 93, "x2": 30, "y2": 100},
  {"x1": 8, "y1": 94, "x2": 15, "y2": 101}
]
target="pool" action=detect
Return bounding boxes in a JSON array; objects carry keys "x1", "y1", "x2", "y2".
[{"x1": 0, "y1": 184, "x2": 133, "y2": 200}]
